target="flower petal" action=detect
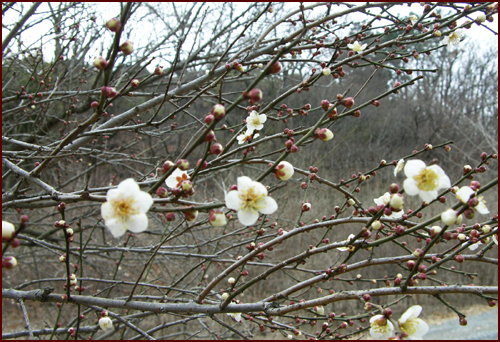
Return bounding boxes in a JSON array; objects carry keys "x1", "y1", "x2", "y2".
[
  {"x1": 404, "y1": 159, "x2": 426, "y2": 178},
  {"x1": 259, "y1": 114, "x2": 267, "y2": 123},
  {"x1": 101, "y1": 202, "x2": 115, "y2": 221},
  {"x1": 126, "y1": 214, "x2": 148, "y2": 233},
  {"x1": 456, "y1": 186, "x2": 475, "y2": 204},
  {"x1": 237, "y1": 176, "x2": 253, "y2": 193},
  {"x1": 106, "y1": 188, "x2": 120, "y2": 202},
  {"x1": 237, "y1": 209, "x2": 259, "y2": 226},
  {"x1": 403, "y1": 179, "x2": 420, "y2": 196},
  {"x1": 250, "y1": 180, "x2": 268, "y2": 197},
  {"x1": 419, "y1": 190, "x2": 438, "y2": 203},
  {"x1": 258, "y1": 196, "x2": 278, "y2": 215},
  {"x1": 400, "y1": 305, "x2": 422, "y2": 324},
  {"x1": 117, "y1": 178, "x2": 140, "y2": 194},
  {"x1": 412, "y1": 318, "x2": 429, "y2": 338},
  {"x1": 225, "y1": 190, "x2": 243, "y2": 210},
  {"x1": 134, "y1": 191, "x2": 154, "y2": 213},
  {"x1": 105, "y1": 218, "x2": 127, "y2": 238}
]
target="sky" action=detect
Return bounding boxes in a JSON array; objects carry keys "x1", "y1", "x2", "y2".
[{"x1": 2, "y1": 2, "x2": 498, "y2": 71}]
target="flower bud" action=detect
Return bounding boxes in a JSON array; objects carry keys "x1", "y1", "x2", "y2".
[
  {"x1": 476, "y1": 13, "x2": 486, "y2": 23},
  {"x1": 340, "y1": 97, "x2": 354, "y2": 108},
  {"x1": 407, "y1": 260, "x2": 415, "y2": 270},
  {"x1": 154, "y1": 66, "x2": 164, "y2": 76},
  {"x1": 2, "y1": 221, "x2": 15, "y2": 241},
  {"x1": 267, "y1": 61, "x2": 282, "y2": 74},
  {"x1": 176, "y1": 159, "x2": 189, "y2": 171},
  {"x1": 210, "y1": 143, "x2": 224, "y2": 155},
  {"x1": 130, "y1": 79, "x2": 140, "y2": 88},
  {"x1": 441, "y1": 208, "x2": 458, "y2": 226},
  {"x1": 204, "y1": 130, "x2": 216, "y2": 142},
  {"x1": 183, "y1": 209, "x2": 198, "y2": 222},
  {"x1": 430, "y1": 226, "x2": 442, "y2": 238},
  {"x1": 371, "y1": 220, "x2": 382, "y2": 230},
  {"x1": 204, "y1": 114, "x2": 214, "y2": 125},
  {"x1": 91, "y1": 101, "x2": 99, "y2": 108},
  {"x1": 3, "y1": 256, "x2": 17, "y2": 269},
  {"x1": 275, "y1": 161, "x2": 294, "y2": 181},
  {"x1": 246, "y1": 89, "x2": 263, "y2": 102},
  {"x1": 106, "y1": 18, "x2": 122, "y2": 32},
  {"x1": 165, "y1": 212, "x2": 176, "y2": 222},
  {"x1": 211, "y1": 104, "x2": 226, "y2": 120},
  {"x1": 413, "y1": 248, "x2": 424, "y2": 257},
  {"x1": 209, "y1": 210, "x2": 227, "y2": 227},
  {"x1": 321, "y1": 100, "x2": 330, "y2": 110},
  {"x1": 221, "y1": 292, "x2": 229, "y2": 300},
  {"x1": 463, "y1": 165, "x2": 472, "y2": 174},
  {"x1": 228, "y1": 277, "x2": 236, "y2": 285},
  {"x1": 322, "y1": 67, "x2": 331, "y2": 76},
  {"x1": 119, "y1": 40, "x2": 133, "y2": 55},
  {"x1": 315, "y1": 305, "x2": 325, "y2": 315},
  {"x1": 316, "y1": 128, "x2": 334, "y2": 141},
  {"x1": 390, "y1": 193, "x2": 404, "y2": 210},
  {"x1": 302, "y1": 202, "x2": 311, "y2": 212},
  {"x1": 94, "y1": 57, "x2": 108, "y2": 70}
]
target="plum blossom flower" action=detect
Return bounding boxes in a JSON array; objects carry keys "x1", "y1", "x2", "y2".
[
  {"x1": 246, "y1": 111, "x2": 267, "y2": 134},
  {"x1": 99, "y1": 316, "x2": 114, "y2": 331},
  {"x1": 394, "y1": 159, "x2": 405, "y2": 177},
  {"x1": 456, "y1": 186, "x2": 475, "y2": 204},
  {"x1": 228, "y1": 312, "x2": 242, "y2": 322},
  {"x1": 474, "y1": 196, "x2": 490, "y2": 215},
  {"x1": 409, "y1": 15, "x2": 418, "y2": 25},
  {"x1": 101, "y1": 179, "x2": 153, "y2": 238},
  {"x1": 369, "y1": 315, "x2": 394, "y2": 339},
  {"x1": 441, "y1": 208, "x2": 462, "y2": 226},
  {"x1": 374, "y1": 193, "x2": 404, "y2": 219},
  {"x1": 347, "y1": 41, "x2": 367, "y2": 53},
  {"x1": 442, "y1": 29, "x2": 464, "y2": 50},
  {"x1": 398, "y1": 305, "x2": 429, "y2": 339},
  {"x1": 237, "y1": 131, "x2": 259, "y2": 144},
  {"x1": 166, "y1": 168, "x2": 190, "y2": 189},
  {"x1": 337, "y1": 234, "x2": 356, "y2": 252},
  {"x1": 403, "y1": 160, "x2": 451, "y2": 202},
  {"x1": 225, "y1": 176, "x2": 277, "y2": 226}
]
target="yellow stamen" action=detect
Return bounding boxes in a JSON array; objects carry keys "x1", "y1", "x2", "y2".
[
  {"x1": 112, "y1": 197, "x2": 139, "y2": 219},
  {"x1": 239, "y1": 186, "x2": 266, "y2": 213},
  {"x1": 414, "y1": 168, "x2": 438, "y2": 191}
]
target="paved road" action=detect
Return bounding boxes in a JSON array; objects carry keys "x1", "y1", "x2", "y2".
[{"x1": 425, "y1": 308, "x2": 498, "y2": 340}]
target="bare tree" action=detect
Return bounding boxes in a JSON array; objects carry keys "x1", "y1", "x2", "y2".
[{"x1": 2, "y1": 2, "x2": 498, "y2": 340}]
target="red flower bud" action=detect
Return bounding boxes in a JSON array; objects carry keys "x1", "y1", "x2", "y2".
[
  {"x1": 340, "y1": 97, "x2": 354, "y2": 108},
  {"x1": 94, "y1": 56, "x2": 108, "y2": 70},
  {"x1": 119, "y1": 40, "x2": 133, "y2": 55},
  {"x1": 267, "y1": 61, "x2": 282, "y2": 74}
]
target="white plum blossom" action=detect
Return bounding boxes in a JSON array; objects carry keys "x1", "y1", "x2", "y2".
[
  {"x1": 456, "y1": 186, "x2": 475, "y2": 204},
  {"x1": 347, "y1": 41, "x2": 367, "y2": 53},
  {"x1": 101, "y1": 179, "x2": 154, "y2": 238},
  {"x1": 398, "y1": 305, "x2": 429, "y2": 339},
  {"x1": 374, "y1": 193, "x2": 404, "y2": 219},
  {"x1": 369, "y1": 315, "x2": 394, "y2": 339},
  {"x1": 237, "y1": 131, "x2": 259, "y2": 144},
  {"x1": 467, "y1": 240, "x2": 483, "y2": 251},
  {"x1": 228, "y1": 312, "x2": 242, "y2": 322},
  {"x1": 474, "y1": 196, "x2": 490, "y2": 215},
  {"x1": 442, "y1": 29, "x2": 464, "y2": 50},
  {"x1": 246, "y1": 110, "x2": 267, "y2": 134},
  {"x1": 403, "y1": 159, "x2": 451, "y2": 202},
  {"x1": 314, "y1": 305, "x2": 325, "y2": 316},
  {"x1": 394, "y1": 159, "x2": 405, "y2": 177},
  {"x1": 225, "y1": 176, "x2": 278, "y2": 226},
  {"x1": 208, "y1": 210, "x2": 227, "y2": 227},
  {"x1": 99, "y1": 316, "x2": 114, "y2": 331},
  {"x1": 337, "y1": 234, "x2": 356, "y2": 252},
  {"x1": 166, "y1": 168, "x2": 190, "y2": 189}
]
